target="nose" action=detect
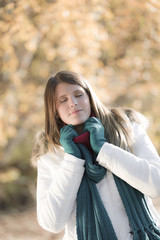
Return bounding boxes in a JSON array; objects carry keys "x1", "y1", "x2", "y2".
[{"x1": 69, "y1": 97, "x2": 78, "y2": 107}]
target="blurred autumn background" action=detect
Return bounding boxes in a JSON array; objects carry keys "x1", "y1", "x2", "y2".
[{"x1": 0, "y1": 0, "x2": 160, "y2": 239}]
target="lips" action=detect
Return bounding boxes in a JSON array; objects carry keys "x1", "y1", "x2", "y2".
[{"x1": 70, "y1": 109, "x2": 82, "y2": 115}]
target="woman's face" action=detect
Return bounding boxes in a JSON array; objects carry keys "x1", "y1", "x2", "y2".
[{"x1": 55, "y1": 82, "x2": 91, "y2": 132}]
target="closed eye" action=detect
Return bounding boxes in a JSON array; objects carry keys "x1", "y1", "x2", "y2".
[
  {"x1": 75, "y1": 91, "x2": 83, "y2": 97},
  {"x1": 59, "y1": 98, "x2": 67, "y2": 103},
  {"x1": 75, "y1": 94, "x2": 82, "y2": 97}
]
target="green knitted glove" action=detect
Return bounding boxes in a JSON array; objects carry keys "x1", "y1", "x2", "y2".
[
  {"x1": 84, "y1": 117, "x2": 106, "y2": 154},
  {"x1": 60, "y1": 125, "x2": 82, "y2": 158}
]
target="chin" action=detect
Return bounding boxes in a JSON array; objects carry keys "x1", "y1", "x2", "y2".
[
  {"x1": 72, "y1": 122, "x2": 84, "y2": 126},
  {"x1": 69, "y1": 120, "x2": 82, "y2": 126}
]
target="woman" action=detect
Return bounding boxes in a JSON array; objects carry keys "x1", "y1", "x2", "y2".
[{"x1": 31, "y1": 70, "x2": 160, "y2": 240}]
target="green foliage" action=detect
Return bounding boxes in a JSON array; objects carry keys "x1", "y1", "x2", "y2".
[{"x1": 0, "y1": 0, "x2": 160, "y2": 210}]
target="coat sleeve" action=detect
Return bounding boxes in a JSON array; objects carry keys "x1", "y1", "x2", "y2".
[
  {"x1": 36, "y1": 151, "x2": 85, "y2": 233},
  {"x1": 97, "y1": 123, "x2": 160, "y2": 198}
]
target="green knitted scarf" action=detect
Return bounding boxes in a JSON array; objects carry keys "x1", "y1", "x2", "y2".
[{"x1": 73, "y1": 133, "x2": 160, "y2": 240}]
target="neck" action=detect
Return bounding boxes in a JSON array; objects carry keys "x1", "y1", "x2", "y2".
[{"x1": 74, "y1": 124, "x2": 84, "y2": 135}]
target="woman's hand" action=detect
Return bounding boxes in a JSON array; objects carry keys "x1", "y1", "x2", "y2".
[
  {"x1": 84, "y1": 117, "x2": 106, "y2": 154},
  {"x1": 60, "y1": 125, "x2": 82, "y2": 158}
]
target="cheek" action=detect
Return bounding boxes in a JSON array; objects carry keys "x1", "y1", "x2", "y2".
[
  {"x1": 83, "y1": 98, "x2": 91, "y2": 115},
  {"x1": 57, "y1": 106, "x2": 65, "y2": 117},
  {"x1": 57, "y1": 105, "x2": 69, "y2": 123}
]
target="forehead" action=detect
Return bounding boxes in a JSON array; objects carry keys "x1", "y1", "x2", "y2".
[{"x1": 55, "y1": 82, "x2": 85, "y2": 98}]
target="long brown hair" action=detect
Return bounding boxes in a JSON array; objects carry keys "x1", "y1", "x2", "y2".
[{"x1": 44, "y1": 70, "x2": 144, "y2": 152}]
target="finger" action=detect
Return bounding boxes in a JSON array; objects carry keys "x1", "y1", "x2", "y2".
[
  {"x1": 89, "y1": 117, "x2": 101, "y2": 124},
  {"x1": 85, "y1": 117, "x2": 100, "y2": 125},
  {"x1": 83, "y1": 122, "x2": 93, "y2": 131},
  {"x1": 60, "y1": 124, "x2": 75, "y2": 134},
  {"x1": 66, "y1": 124, "x2": 74, "y2": 129}
]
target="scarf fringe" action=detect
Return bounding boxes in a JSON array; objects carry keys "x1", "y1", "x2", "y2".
[
  {"x1": 132, "y1": 226, "x2": 160, "y2": 240},
  {"x1": 114, "y1": 175, "x2": 160, "y2": 239},
  {"x1": 133, "y1": 230, "x2": 149, "y2": 240},
  {"x1": 74, "y1": 135, "x2": 160, "y2": 240}
]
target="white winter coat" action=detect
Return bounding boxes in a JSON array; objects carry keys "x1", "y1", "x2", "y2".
[{"x1": 36, "y1": 122, "x2": 160, "y2": 240}]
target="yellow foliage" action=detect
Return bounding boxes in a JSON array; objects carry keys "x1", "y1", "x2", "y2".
[
  {"x1": 0, "y1": 168, "x2": 20, "y2": 183},
  {"x1": 0, "y1": 0, "x2": 160, "y2": 173}
]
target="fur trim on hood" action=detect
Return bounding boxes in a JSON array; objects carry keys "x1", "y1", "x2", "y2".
[
  {"x1": 30, "y1": 130, "x2": 51, "y2": 168},
  {"x1": 30, "y1": 108, "x2": 148, "y2": 168}
]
